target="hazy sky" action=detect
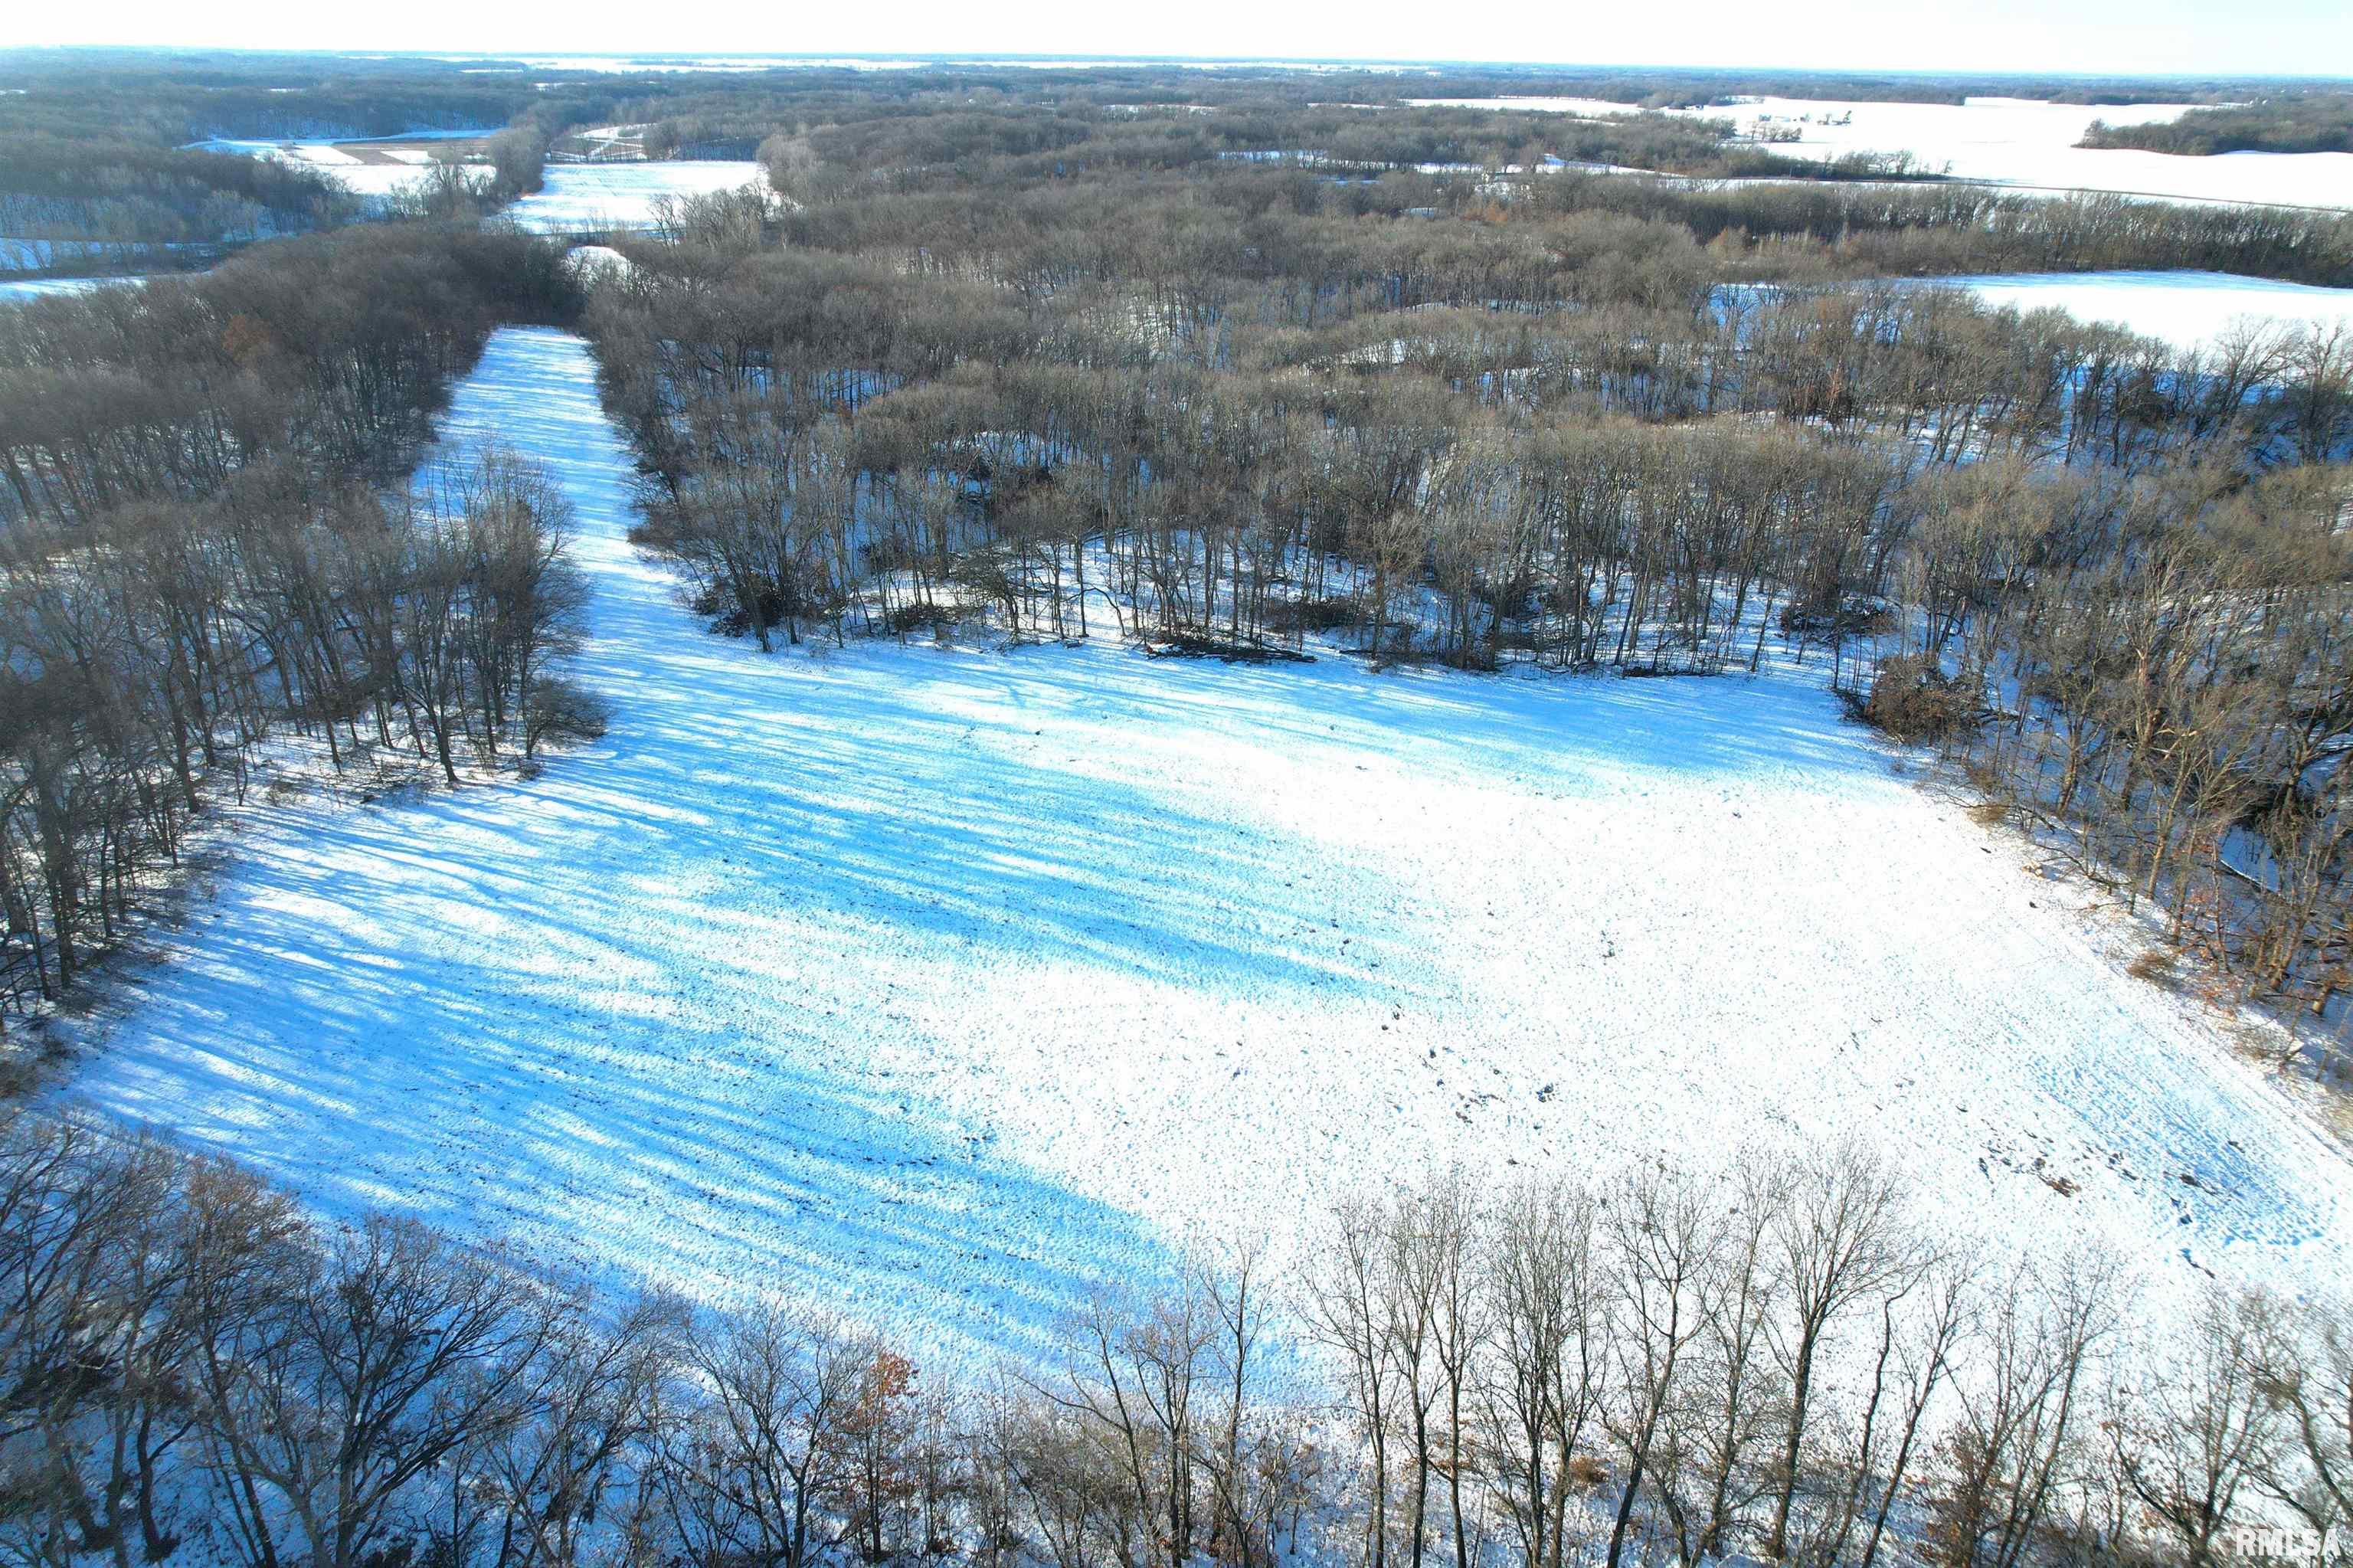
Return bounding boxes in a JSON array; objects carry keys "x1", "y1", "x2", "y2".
[{"x1": 12, "y1": 0, "x2": 2353, "y2": 79}]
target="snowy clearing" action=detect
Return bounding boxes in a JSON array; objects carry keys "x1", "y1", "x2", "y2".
[
  {"x1": 198, "y1": 133, "x2": 762, "y2": 221},
  {"x1": 193, "y1": 138, "x2": 463, "y2": 199},
  {"x1": 1931, "y1": 270, "x2": 2353, "y2": 352},
  {"x1": 498, "y1": 161, "x2": 767, "y2": 231},
  {"x1": 0, "y1": 274, "x2": 146, "y2": 303},
  {"x1": 63, "y1": 327, "x2": 2353, "y2": 1361},
  {"x1": 563, "y1": 243, "x2": 638, "y2": 280},
  {"x1": 1409, "y1": 96, "x2": 1644, "y2": 120},
  {"x1": 1412, "y1": 94, "x2": 2353, "y2": 210}
]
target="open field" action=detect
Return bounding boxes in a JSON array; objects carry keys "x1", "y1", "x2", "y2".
[
  {"x1": 1720, "y1": 270, "x2": 2353, "y2": 354},
  {"x1": 1412, "y1": 93, "x2": 2353, "y2": 209},
  {"x1": 189, "y1": 130, "x2": 493, "y2": 198},
  {"x1": 0, "y1": 273, "x2": 144, "y2": 301},
  {"x1": 499, "y1": 160, "x2": 767, "y2": 230},
  {"x1": 58, "y1": 326, "x2": 2353, "y2": 1361},
  {"x1": 1933, "y1": 269, "x2": 2353, "y2": 350},
  {"x1": 197, "y1": 136, "x2": 767, "y2": 220}
]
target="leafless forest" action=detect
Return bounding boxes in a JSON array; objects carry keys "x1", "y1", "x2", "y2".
[
  {"x1": 6, "y1": 1110, "x2": 2353, "y2": 1568},
  {"x1": 2, "y1": 51, "x2": 2353, "y2": 1568}
]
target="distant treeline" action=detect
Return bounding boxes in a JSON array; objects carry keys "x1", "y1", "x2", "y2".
[
  {"x1": 0, "y1": 51, "x2": 632, "y2": 239},
  {"x1": 1528, "y1": 172, "x2": 2353, "y2": 288},
  {"x1": 0, "y1": 136, "x2": 357, "y2": 272},
  {"x1": 889, "y1": 106, "x2": 1776, "y2": 182},
  {"x1": 1390, "y1": 66, "x2": 2281, "y2": 110},
  {"x1": 0, "y1": 62, "x2": 624, "y2": 264},
  {"x1": 2081, "y1": 93, "x2": 2353, "y2": 155},
  {"x1": 1, "y1": 54, "x2": 2332, "y2": 270},
  {"x1": 0, "y1": 54, "x2": 539, "y2": 147}
]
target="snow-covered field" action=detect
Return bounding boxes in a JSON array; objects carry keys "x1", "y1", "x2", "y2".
[
  {"x1": 201, "y1": 134, "x2": 763, "y2": 222},
  {"x1": 1932, "y1": 270, "x2": 2353, "y2": 352},
  {"x1": 192, "y1": 137, "x2": 470, "y2": 199},
  {"x1": 1413, "y1": 95, "x2": 1644, "y2": 120},
  {"x1": 498, "y1": 162, "x2": 767, "y2": 231},
  {"x1": 64, "y1": 328, "x2": 2353, "y2": 1360},
  {"x1": 1413, "y1": 94, "x2": 2353, "y2": 210},
  {"x1": 0, "y1": 274, "x2": 145, "y2": 303}
]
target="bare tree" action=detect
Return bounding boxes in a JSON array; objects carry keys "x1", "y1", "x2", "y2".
[
  {"x1": 2112, "y1": 1288, "x2": 2279, "y2": 1568},
  {"x1": 1686, "y1": 1158, "x2": 1790, "y2": 1563},
  {"x1": 1763, "y1": 1141, "x2": 1912, "y2": 1560},
  {"x1": 2253, "y1": 1292, "x2": 2353, "y2": 1556},
  {"x1": 654, "y1": 1302, "x2": 858, "y2": 1568},
  {"x1": 1932, "y1": 1249, "x2": 2122, "y2": 1568},
  {"x1": 198, "y1": 1214, "x2": 564, "y2": 1568},
  {"x1": 1599, "y1": 1164, "x2": 1723, "y2": 1568},
  {"x1": 1481, "y1": 1177, "x2": 1605, "y2": 1568},
  {"x1": 1306, "y1": 1196, "x2": 1399, "y2": 1568},
  {"x1": 453, "y1": 1291, "x2": 686, "y2": 1568}
]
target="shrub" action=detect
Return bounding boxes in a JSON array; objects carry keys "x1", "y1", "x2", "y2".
[
  {"x1": 887, "y1": 601, "x2": 955, "y2": 636},
  {"x1": 1862, "y1": 655, "x2": 1980, "y2": 744},
  {"x1": 1268, "y1": 596, "x2": 1362, "y2": 633},
  {"x1": 525, "y1": 678, "x2": 611, "y2": 754}
]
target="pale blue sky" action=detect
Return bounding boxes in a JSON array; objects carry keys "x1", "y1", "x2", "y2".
[{"x1": 11, "y1": 0, "x2": 2351, "y2": 79}]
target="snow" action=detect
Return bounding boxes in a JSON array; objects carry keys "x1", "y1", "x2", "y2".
[
  {"x1": 498, "y1": 162, "x2": 767, "y2": 232},
  {"x1": 1409, "y1": 96, "x2": 1650, "y2": 119},
  {"x1": 0, "y1": 240, "x2": 102, "y2": 270},
  {"x1": 194, "y1": 139, "x2": 453, "y2": 199},
  {"x1": 1930, "y1": 270, "x2": 2353, "y2": 352},
  {"x1": 563, "y1": 244, "x2": 638, "y2": 281},
  {"x1": 1412, "y1": 94, "x2": 2353, "y2": 211},
  {"x1": 0, "y1": 274, "x2": 145, "y2": 302},
  {"x1": 190, "y1": 132, "x2": 499, "y2": 198},
  {"x1": 326, "y1": 165, "x2": 452, "y2": 199},
  {"x1": 198, "y1": 136, "x2": 764, "y2": 221},
  {"x1": 186, "y1": 129, "x2": 488, "y2": 151},
  {"x1": 63, "y1": 327, "x2": 2353, "y2": 1361}
]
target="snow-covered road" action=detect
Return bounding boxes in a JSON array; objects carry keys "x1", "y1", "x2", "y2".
[{"x1": 67, "y1": 328, "x2": 2353, "y2": 1357}]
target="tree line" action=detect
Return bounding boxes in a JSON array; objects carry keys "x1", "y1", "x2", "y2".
[
  {"x1": 3, "y1": 1110, "x2": 2348, "y2": 1568},
  {"x1": 0, "y1": 227, "x2": 591, "y2": 1021},
  {"x1": 2081, "y1": 97, "x2": 2353, "y2": 158},
  {"x1": 584, "y1": 160, "x2": 2351, "y2": 1030},
  {"x1": 0, "y1": 51, "x2": 542, "y2": 155},
  {"x1": 1864, "y1": 451, "x2": 2353, "y2": 1029},
  {"x1": 0, "y1": 138, "x2": 357, "y2": 276}
]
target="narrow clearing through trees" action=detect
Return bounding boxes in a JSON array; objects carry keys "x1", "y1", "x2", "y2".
[{"x1": 62, "y1": 327, "x2": 2353, "y2": 1359}]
